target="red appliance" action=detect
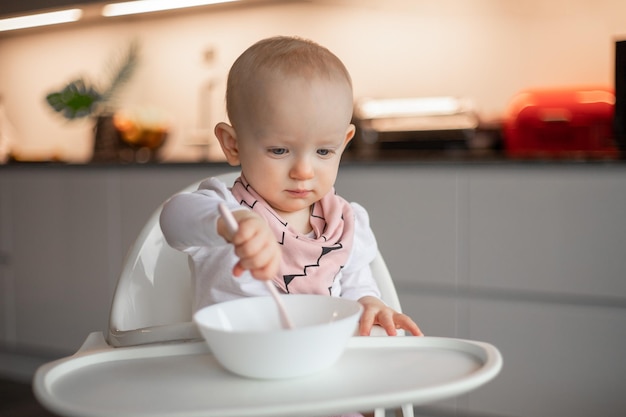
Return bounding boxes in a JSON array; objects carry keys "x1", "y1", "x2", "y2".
[{"x1": 503, "y1": 86, "x2": 619, "y2": 158}]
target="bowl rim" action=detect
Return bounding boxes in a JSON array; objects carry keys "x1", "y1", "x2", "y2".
[{"x1": 193, "y1": 294, "x2": 363, "y2": 335}]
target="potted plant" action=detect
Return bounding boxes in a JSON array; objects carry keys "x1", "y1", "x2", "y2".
[{"x1": 46, "y1": 41, "x2": 141, "y2": 162}]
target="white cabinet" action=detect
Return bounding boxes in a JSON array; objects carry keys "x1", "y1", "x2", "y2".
[
  {"x1": 336, "y1": 166, "x2": 460, "y2": 288},
  {"x1": 336, "y1": 164, "x2": 626, "y2": 417},
  {"x1": 467, "y1": 299, "x2": 626, "y2": 417},
  {"x1": 461, "y1": 167, "x2": 626, "y2": 417},
  {"x1": 467, "y1": 167, "x2": 626, "y2": 298},
  {"x1": 0, "y1": 165, "x2": 231, "y2": 353},
  {"x1": 6, "y1": 170, "x2": 115, "y2": 352}
]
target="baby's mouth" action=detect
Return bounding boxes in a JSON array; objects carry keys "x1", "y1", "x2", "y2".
[{"x1": 286, "y1": 189, "x2": 311, "y2": 198}]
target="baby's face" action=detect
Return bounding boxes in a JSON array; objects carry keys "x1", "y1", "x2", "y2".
[{"x1": 235, "y1": 72, "x2": 355, "y2": 219}]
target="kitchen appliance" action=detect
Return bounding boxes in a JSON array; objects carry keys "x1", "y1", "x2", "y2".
[
  {"x1": 352, "y1": 96, "x2": 479, "y2": 156},
  {"x1": 503, "y1": 86, "x2": 618, "y2": 158}
]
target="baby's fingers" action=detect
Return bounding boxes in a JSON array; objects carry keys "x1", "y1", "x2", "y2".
[
  {"x1": 232, "y1": 237, "x2": 281, "y2": 281},
  {"x1": 376, "y1": 310, "x2": 399, "y2": 336},
  {"x1": 358, "y1": 308, "x2": 376, "y2": 336},
  {"x1": 394, "y1": 314, "x2": 424, "y2": 336},
  {"x1": 232, "y1": 262, "x2": 245, "y2": 277}
]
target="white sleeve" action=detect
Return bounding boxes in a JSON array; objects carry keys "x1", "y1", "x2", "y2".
[
  {"x1": 159, "y1": 177, "x2": 245, "y2": 251},
  {"x1": 339, "y1": 202, "x2": 382, "y2": 301},
  {"x1": 159, "y1": 177, "x2": 267, "y2": 310}
]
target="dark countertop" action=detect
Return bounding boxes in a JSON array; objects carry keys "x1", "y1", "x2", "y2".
[
  {"x1": 3, "y1": 121, "x2": 625, "y2": 169},
  {"x1": 2, "y1": 155, "x2": 625, "y2": 171}
]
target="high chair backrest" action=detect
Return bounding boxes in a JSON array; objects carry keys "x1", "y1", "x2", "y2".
[{"x1": 106, "y1": 171, "x2": 403, "y2": 347}]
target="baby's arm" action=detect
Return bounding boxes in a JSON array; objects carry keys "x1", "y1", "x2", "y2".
[
  {"x1": 358, "y1": 296, "x2": 423, "y2": 336},
  {"x1": 160, "y1": 178, "x2": 236, "y2": 250},
  {"x1": 217, "y1": 209, "x2": 281, "y2": 281}
]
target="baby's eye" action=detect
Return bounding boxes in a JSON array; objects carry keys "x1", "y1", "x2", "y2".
[
  {"x1": 317, "y1": 148, "x2": 333, "y2": 156},
  {"x1": 269, "y1": 148, "x2": 288, "y2": 156}
]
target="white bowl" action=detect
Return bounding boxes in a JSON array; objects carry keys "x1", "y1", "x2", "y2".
[{"x1": 193, "y1": 294, "x2": 363, "y2": 379}]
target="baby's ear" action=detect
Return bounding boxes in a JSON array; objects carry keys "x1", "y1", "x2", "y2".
[
  {"x1": 344, "y1": 123, "x2": 356, "y2": 145},
  {"x1": 214, "y1": 122, "x2": 240, "y2": 166}
]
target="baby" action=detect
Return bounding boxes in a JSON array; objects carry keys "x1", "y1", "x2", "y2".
[{"x1": 160, "y1": 36, "x2": 422, "y2": 338}]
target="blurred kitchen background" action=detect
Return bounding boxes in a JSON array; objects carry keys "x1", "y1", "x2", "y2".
[
  {"x1": 1, "y1": 0, "x2": 625, "y2": 164},
  {"x1": 2, "y1": 2, "x2": 626, "y2": 417}
]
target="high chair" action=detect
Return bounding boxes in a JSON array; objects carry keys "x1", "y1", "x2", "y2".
[
  {"x1": 34, "y1": 171, "x2": 502, "y2": 417},
  {"x1": 106, "y1": 171, "x2": 413, "y2": 416}
]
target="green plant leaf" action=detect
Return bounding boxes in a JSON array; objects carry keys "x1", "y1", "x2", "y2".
[
  {"x1": 45, "y1": 41, "x2": 139, "y2": 121},
  {"x1": 46, "y1": 79, "x2": 102, "y2": 119}
]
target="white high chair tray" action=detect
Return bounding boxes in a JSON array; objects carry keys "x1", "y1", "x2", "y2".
[{"x1": 34, "y1": 333, "x2": 502, "y2": 417}]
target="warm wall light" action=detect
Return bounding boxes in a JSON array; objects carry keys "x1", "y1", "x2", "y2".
[
  {"x1": 102, "y1": 0, "x2": 239, "y2": 17},
  {"x1": 357, "y1": 97, "x2": 471, "y2": 119},
  {"x1": 0, "y1": 9, "x2": 83, "y2": 32}
]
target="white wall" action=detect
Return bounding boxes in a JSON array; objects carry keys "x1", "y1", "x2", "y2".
[{"x1": 1, "y1": 0, "x2": 625, "y2": 162}]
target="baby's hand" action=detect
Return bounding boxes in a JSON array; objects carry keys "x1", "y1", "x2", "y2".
[
  {"x1": 357, "y1": 296, "x2": 423, "y2": 336},
  {"x1": 218, "y1": 210, "x2": 281, "y2": 281}
]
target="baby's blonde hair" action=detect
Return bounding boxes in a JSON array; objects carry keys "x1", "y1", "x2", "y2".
[{"x1": 225, "y1": 36, "x2": 353, "y2": 129}]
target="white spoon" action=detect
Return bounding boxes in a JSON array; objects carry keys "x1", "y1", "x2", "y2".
[{"x1": 218, "y1": 203, "x2": 295, "y2": 329}]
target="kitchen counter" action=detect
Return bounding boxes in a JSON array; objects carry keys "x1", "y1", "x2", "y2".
[
  {"x1": 2, "y1": 121, "x2": 624, "y2": 167},
  {"x1": 2, "y1": 150, "x2": 625, "y2": 169}
]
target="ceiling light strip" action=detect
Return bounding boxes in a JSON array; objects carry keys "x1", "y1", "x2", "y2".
[
  {"x1": 102, "y1": 0, "x2": 239, "y2": 17},
  {"x1": 0, "y1": 9, "x2": 83, "y2": 32}
]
